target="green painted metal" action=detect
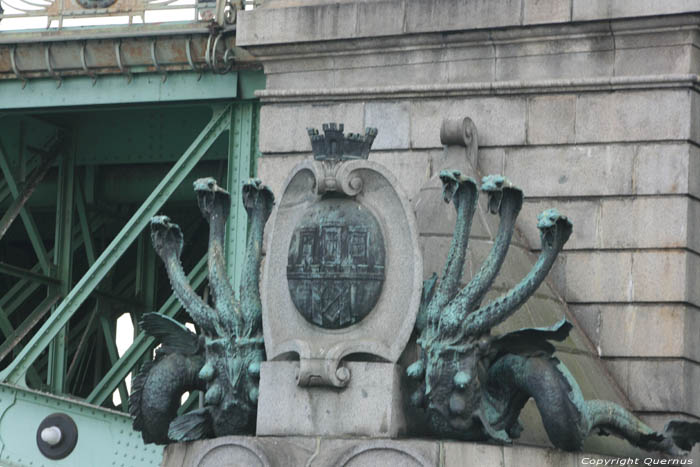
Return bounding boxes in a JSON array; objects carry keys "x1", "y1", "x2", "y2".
[
  {"x1": 0, "y1": 104, "x2": 231, "y2": 386},
  {"x1": 0, "y1": 141, "x2": 50, "y2": 274},
  {"x1": 86, "y1": 255, "x2": 208, "y2": 405},
  {"x1": 0, "y1": 216, "x2": 107, "y2": 320},
  {"x1": 73, "y1": 106, "x2": 228, "y2": 166},
  {"x1": 134, "y1": 233, "x2": 157, "y2": 338},
  {"x1": 238, "y1": 70, "x2": 266, "y2": 100},
  {"x1": 48, "y1": 149, "x2": 76, "y2": 394},
  {"x1": 225, "y1": 103, "x2": 254, "y2": 293},
  {"x1": 0, "y1": 305, "x2": 15, "y2": 341},
  {"x1": 75, "y1": 179, "x2": 96, "y2": 266},
  {"x1": 0, "y1": 305, "x2": 43, "y2": 389},
  {"x1": 0, "y1": 72, "x2": 238, "y2": 110},
  {"x1": 0, "y1": 263, "x2": 59, "y2": 286},
  {"x1": 0, "y1": 295, "x2": 61, "y2": 362},
  {"x1": 0, "y1": 383, "x2": 162, "y2": 466},
  {"x1": 0, "y1": 144, "x2": 58, "y2": 242},
  {"x1": 65, "y1": 304, "x2": 98, "y2": 389}
]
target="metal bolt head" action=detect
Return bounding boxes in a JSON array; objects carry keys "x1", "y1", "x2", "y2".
[{"x1": 40, "y1": 426, "x2": 62, "y2": 446}]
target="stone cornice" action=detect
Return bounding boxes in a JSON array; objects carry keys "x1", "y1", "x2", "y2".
[
  {"x1": 240, "y1": 13, "x2": 700, "y2": 60},
  {"x1": 256, "y1": 74, "x2": 700, "y2": 102},
  {"x1": 237, "y1": 0, "x2": 700, "y2": 50}
]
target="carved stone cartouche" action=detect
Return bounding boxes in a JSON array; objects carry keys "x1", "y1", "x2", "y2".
[{"x1": 260, "y1": 123, "x2": 422, "y2": 393}]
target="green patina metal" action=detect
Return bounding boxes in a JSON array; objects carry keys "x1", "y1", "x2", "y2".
[
  {"x1": 406, "y1": 170, "x2": 700, "y2": 455},
  {"x1": 130, "y1": 178, "x2": 274, "y2": 443},
  {"x1": 287, "y1": 197, "x2": 387, "y2": 329}
]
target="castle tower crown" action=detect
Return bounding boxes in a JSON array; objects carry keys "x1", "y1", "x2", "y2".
[{"x1": 307, "y1": 123, "x2": 378, "y2": 161}]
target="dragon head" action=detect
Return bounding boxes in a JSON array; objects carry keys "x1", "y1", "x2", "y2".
[
  {"x1": 150, "y1": 215, "x2": 184, "y2": 259},
  {"x1": 537, "y1": 208, "x2": 573, "y2": 249},
  {"x1": 439, "y1": 169, "x2": 477, "y2": 205},
  {"x1": 481, "y1": 175, "x2": 523, "y2": 215},
  {"x1": 194, "y1": 177, "x2": 230, "y2": 222}
]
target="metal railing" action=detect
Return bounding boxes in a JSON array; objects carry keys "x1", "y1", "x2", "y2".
[{"x1": 0, "y1": 0, "x2": 258, "y2": 32}]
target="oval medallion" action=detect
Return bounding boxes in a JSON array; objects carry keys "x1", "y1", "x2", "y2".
[{"x1": 287, "y1": 196, "x2": 385, "y2": 329}]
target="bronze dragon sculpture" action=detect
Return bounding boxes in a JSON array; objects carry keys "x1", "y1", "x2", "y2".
[
  {"x1": 127, "y1": 161, "x2": 699, "y2": 456},
  {"x1": 405, "y1": 170, "x2": 700, "y2": 455},
  {"x1": 129, "y1": 177, "x2": 274, "y2": 444}
]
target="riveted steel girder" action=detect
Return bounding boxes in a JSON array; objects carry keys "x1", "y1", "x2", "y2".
[
  {"x1": 0, "y1": 142, "x2": 51, "y2": 274},
  {"x1": 86, "y1": 255, "x2": 207, "y2": 406},
  {"x1": 0, "y1": 104, "x2": 231, "y2": 386},
  {"x1": 0, "y1": 383, "x2": 162, "y2": 466}
]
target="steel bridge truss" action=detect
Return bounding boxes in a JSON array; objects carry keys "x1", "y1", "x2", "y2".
[{"x1": 0, "y1": 99, "x2": 260, "y2": 466}]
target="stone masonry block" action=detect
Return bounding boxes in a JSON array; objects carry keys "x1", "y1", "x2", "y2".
[
  {"x1": 477, "y1": 148, "x2": 506, "y2": 177},
  {"x1": 631, "y1": 250, "x2": 688, "y2": 303},
  {"x1": 686, "y1": 250, "x2": 700, "y2": 307},
  {"x1": 259, "y1": 103, "x2": 364, "y2": 153},
  {"x1": 323, "y1": 439, "x2": 439, "y2": 466},
  {"x1": 334, "y1": 61, "x2": 451, "y2": 88},
  {"x1": 237, "y1": 3, "x2": 358, "y2": 45},
  {"x1": 613, "y1": 27, "x2": 696, "y2": 50},
  {"x1": 410, "y1": 97, "x2": 527, "y2": 148},
  {"x1": 614, "y1": 44, "x2": 693, "y2": 77},
  {"x1": 693, "y1": 44, "x2": 700, "y2": 76},
  {"x1": 446, "y1": 58, "x2": 496, "y2": 84},
  {"x1": 689, "y1": 198, "x2": 700, "y2": 254},
  {"x1": 501, "y1": 142, "x2": 694, "y2": 197},
  {"x1": 444, "y1": 442, "x2": 504, "y2": 467},
  {"x1": 495, "y1": 50, "x2": 614, "y2": 82},
  {"x1": 162, "y1": 436, "x2": 608, "y2": 467},
  {"x1": 257, "y1": 154, "x2": 308, "y2": 197},
  {"x1": 495, "y1": 31, "x2": 613, "y2": 58},
  {"x1": 503, "y1": 145, "x2": 636, "y2": 197},
  {"x1": 598, "y1": 197, "x2": 688, "y2": 249},
  {"x1": 634, "y1": 143, "x2": 691, "y2": 196},
  {"x1": 574, "y1": 90, "x2": 692, "y2": 144},
  {"x1": 687, "y1": 145, "x2": 700, "y2": 198},
  {"x1": 266, "y1": 70, "x2": 335, "y2": 91},
  {"x1": 257, "y1": 362, "x2": 406, "y2": 438},
  {"x1": 503, "y1": 444, "x2": 578, "y2": 467},
  {"x1": 597, "y1": 305, "x2": 695, "y2": 359},
  {"x1": 562, "y1": 251, "x2": 633, "y2": 302},
  {"x1": 364, "y1": 102, "x2": 411, "y2": 150},
  {"x1": 368, "y1": 151, "x2": 432, "y2": 201},
  {"x1": 564, "y1": 250, "x2": 693, "y2": 305},
  {"x1": 404, "y1": 0, "x2": 521, "y2": 34},
  {"x1": 692, "y1": 89, "x2": 700, "y2": 144},
  {"x1": 527, "y1": 95, "x2": 576, "y2": 144},
  {"x1": 263, "y1": 56, "x2": 335, "y2": 76},
  {"x1": 573, "y1": 0, "x2": 700, "y2": 21},
  {"x1": 568, "y1": 304, "x2": 601, "y2": 350},
  {"x1": 621, "y1": 359, "x2": 700, "y2": 415},
  {"x1": 355, "y1": 0, "x2": 406, "y2": 38},
  {"x1": 522, "y1": 0, "x2": 571, "y2": 24}
]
